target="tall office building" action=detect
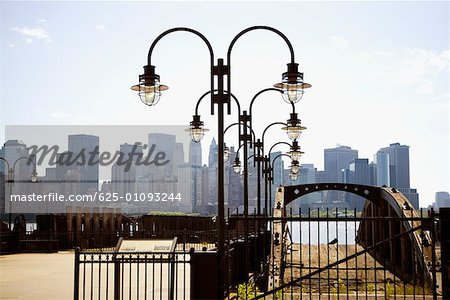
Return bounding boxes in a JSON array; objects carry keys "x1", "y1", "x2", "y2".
[
  {"x1": 343, "y1": 158, "x2": 370, "y2": 210},
  {"x1": 435, "y1": 192, "x2": 450, "y2": 209},
  {"x1": 376, "y1": 143, "x2": 419, "y2": 208},
  {"x1": 68, "y1": 134, "x2": 99, "y2": 193},
  {"x1": 111, "y1": 143, "x2": 143, "y2": 199},
  {"x1": 173, "y1": 143, "x2": 185, "y2": 167},
  {"x1": 324, "y1": 145, "x2": 358, "y2": 183},
  {"x1": 189, "y1": 140, "x2": 202, "y2": 210},
  {"x1": 208, "y1": 138, "x2": 217, "y2": 168},
  {"x1": 324, "y1": 145, "x2": 358, "y2": 202},
  {"x1": 375, "y1": 152, "x2": 390, "y2": 186},
  {"x1": 189, "y1": 140, "x2": 202, "y2": 167},
  {"x1": 227, "y1": 146, "x2": 242, "y2": 210},
  {"x1": 148, "y1": 133, "x2": 176, "y2": 178},
  {"x1": 377, "y1": 143, "x2": 410, "y2": 188}
]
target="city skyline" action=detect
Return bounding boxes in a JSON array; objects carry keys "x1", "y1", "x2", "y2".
[
  {"x1": 1, "y1": 1, "x2": 448, "y2": 206},
  {"x1": 0, "y1": 134, "x2": 427, "y2": 210}
]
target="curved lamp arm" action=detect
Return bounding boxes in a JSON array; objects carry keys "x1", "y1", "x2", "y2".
[
  {"x1": 224, "y1": 122, "x2": 256, "y2": 154},
  {"x1": 268, "y1": 141, "x2": 292, "y2": 158},
  {"x1": 270, "y1": 153, "x2": 292, "y2": 179},
  {"x1": 249, "y1": 88, "x2": 295, "y2": 129},
  {"x1": 13, "y1": 156, "x2": 37, "y2": 171},
  {"x1": 146, "y1": 27, "x2": 215, "y2": 103},
  {"x1": 261, "y1": 121, "x2": 288, "y2": 155},
  {"x1": 227, "y1": 26, "x2": 296, "y2": 107},
  {"x1": 0, "y1": 157, "x2": 11, "y2": 171},
  {"x1": 195, "y1": 90, "x2": 241, "y2": 116}
]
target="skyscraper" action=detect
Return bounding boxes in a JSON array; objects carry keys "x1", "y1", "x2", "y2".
[
  {"x1": 111, "y1": 143, "x2": 143, "y2": 199},
  {"x1": 324, "y1": 145, "x2": 358, "y2": 183},
  {"x1": 376, "y1": 143, "x2": 419, "y2": 208},
  {"x1": 189, "y1": 140, "x2": 202, "y2": 210},
  {"x1": 324, "y1": 145, "x2": 358, "y2": 202},
  {"x1": 148, "y1": 133, "x2": 176, "y2": 177},
  {"x1": 343, "y1": 158, "x2": 370, "y2": 210},
  {"x1": 375, "y1": 152, "x2": 390, "y2": 186},
  {"x1": 208, "y1": 138, "x2": 217, "y2": 168},
  {"x1": 377, "y1": 143, "x2": 410, "y2": 188},
  {"x1": 68, "y1": 134, "x2": 99, "y2": 193}
]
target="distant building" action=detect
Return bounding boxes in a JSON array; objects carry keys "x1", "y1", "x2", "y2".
[
  {"x1": 377, "y1": 143, "x2": 410, "y2": 188},
  {"x1": 68, "y1": 134, "x2": 99, "y2": 194},
  {"x1": 375, "y1": 152, "x2": 390, "y2": 186},
  {"x1": 148, "y1": 133, "x2": 176, "y2": 177},
  {"x1": 434, "y1": 191, "x2": 450, "y2": 209},
  {"x1": 208, "y1": 138, "x2": 218, "y2": 168},
  {"x1": 376, "y1": 143, "x2": 419, "y2": 208},
  {"x1": 343, "y1": 158, "x2": 370, "y2": 211},
  {"x1": 111, "y1": 143, "x2": 143, "y2": 200},
  {"x1": 324, "y1": 145, "x2": 358, "y2": 202},
  {"x1": 324, "y1": 145, "x2": 358, "y2": 183},
  {"x1": 189, "y1": 140, "x2": 202, "y2": 210}
]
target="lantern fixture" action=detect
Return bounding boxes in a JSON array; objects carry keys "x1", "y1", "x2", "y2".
[
  {"x1": 232, "y1": 157, "x2": 242, "y2": 174},
  {"x1": 274, "y1": 63, "x2": 311, "y2": 104},
  {"x1": 131, "y1": 65, "x2": 169, "y2": 106},
  {"x1": 185, "y1": 115, "x2": 209, "y2": 143},
  {"x1": 224, "y1": 144, "x2": 230, "y2": 163},
  {"x1": 290, "y1": 160, "x2": 300, "y2": 174},
  {"x1": 281, "y1": 112, "x2": 307, "y2": 141},
  {"x1": 287, "y1": 140, "x2": 304, "y2": 161},
  {"x1": 289, "y1": 171, "x2": 299, "y2": 181}
]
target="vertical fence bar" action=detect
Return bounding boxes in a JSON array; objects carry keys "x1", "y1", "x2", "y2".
[
  {"x1": 74, "y1": 247, "x2": 80, "y2": 300},
  {"x1": 439, "y1": 208, "x2": 450, "y2": 299},
  {"x1": 113, "y1": 253, "x2": 120, "y2": 300}
]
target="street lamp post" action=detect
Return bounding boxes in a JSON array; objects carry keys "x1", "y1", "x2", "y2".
[
  {"x1": 132, "y1": 26, "x2": 309, "y2": 298},
  {"x1": 0, "y1": 156, "x2": 38, "y2": 229}
]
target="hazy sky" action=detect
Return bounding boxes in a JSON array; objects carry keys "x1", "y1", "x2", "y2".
[{"x1": 1, "y1": 1, "x2": 448, "y2": 207}]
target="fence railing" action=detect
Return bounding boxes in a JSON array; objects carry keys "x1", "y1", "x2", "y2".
[{"x1": 74, "y1": 249, "x2": 192, "y2": 300}]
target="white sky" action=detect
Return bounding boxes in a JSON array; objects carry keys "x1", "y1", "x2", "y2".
[{"x1": 1, "y1": 1, "x2": 449, "y2": 207}]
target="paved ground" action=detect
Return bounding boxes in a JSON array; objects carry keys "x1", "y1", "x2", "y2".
[{"x1": 0, "y1": 252, "x2": 74, "y2": 299}]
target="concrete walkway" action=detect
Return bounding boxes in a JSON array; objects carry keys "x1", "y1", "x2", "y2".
[{"x1": 0, "y1": 252, "x2": 74, "y2": 299}]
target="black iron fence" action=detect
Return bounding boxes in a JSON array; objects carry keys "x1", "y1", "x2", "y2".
[
  {"x1": 229, "y1": 208, "x2": 441, "y2": 299},
  {"x1": 71, "y1": 207, "x2": 444, "y2": 299},
  {"x1": 74, "y1": 249, "x2": 192, "y2": 300}
]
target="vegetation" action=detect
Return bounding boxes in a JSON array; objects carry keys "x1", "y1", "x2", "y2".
[
  {"x1": 237, "y1": 282, "x2": 259, "y2": 299},
  {"x1": 330, "y1": 279, "x2": 347, "y2": 294}
]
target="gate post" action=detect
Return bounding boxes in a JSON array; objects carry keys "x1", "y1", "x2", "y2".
[{"x1": 440, "y1": 208, "x2": 450, "y2": 299}]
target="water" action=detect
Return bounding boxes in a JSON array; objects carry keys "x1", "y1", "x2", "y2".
[{"x1": 289, "y1": 221, "x2": 360, "y2": 245}]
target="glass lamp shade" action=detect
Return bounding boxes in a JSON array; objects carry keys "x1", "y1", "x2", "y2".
[
  {"x1": 282, "y1": 124, "x2": 307, "y2": 141},
  {"x1": 287, "y1": 149, "x2": 303, "y2": 161},
  {"x1": 232, "y1": 161, "x2": 242, "y2": 174},
  {"x1": 131, "y1": 78, "x2": 168, "y2": 106},
  {"x1": 290, "y1": 172, "x2": 299, "y2": 181},
  {"x1": 30, "y1": 173, "x2": 38, "y2": 183},
  {"x1": 224, "y1": 146, "x2": 230, "y2": 163},
  {"x1": 185, "y1": 115, "x2": 209, "y2": 143},
  {"x1": 290, "y1": 161, "x2": 300, "y2": 174},
  {"x1": 274, "y1": 63, "x2": 311, "y2": 104},
  {"x1": 186, "y1": 126, "x2": 209, "y2": 143}
]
